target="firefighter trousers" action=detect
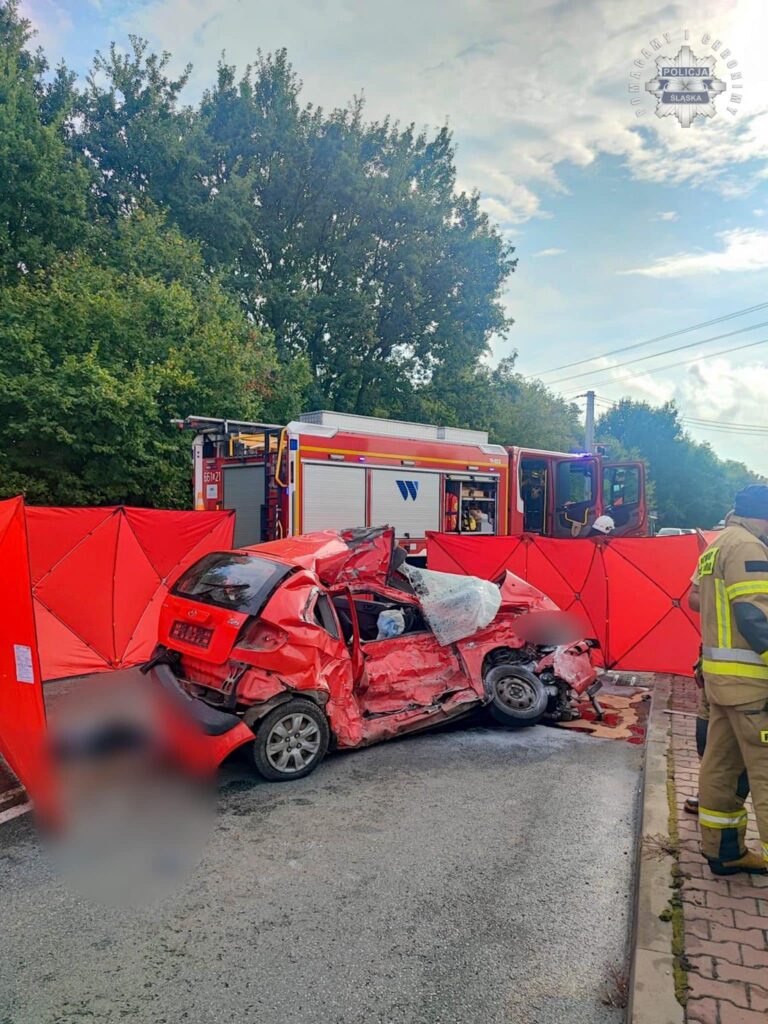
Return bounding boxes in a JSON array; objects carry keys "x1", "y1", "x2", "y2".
[{"x1": 698, "y1": 694, "x2": 768, "y2": 864}]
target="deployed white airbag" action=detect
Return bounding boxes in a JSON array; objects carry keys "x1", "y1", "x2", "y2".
[{"x1": 402, "y1": 565, "x2": 502, "y2": 646}]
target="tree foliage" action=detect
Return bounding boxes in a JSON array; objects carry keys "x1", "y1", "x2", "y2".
[
  {"x1": 596, "y1": 400, "x2": 765, "y2": 529},
  {"x1": 0, "y1": 7, "x2": 303, "y2": 506},
  {"x1": 0, "y1": 2, "x2": 89, "y2": 282},
  {"x1": 76, "y1": 46, "x2": 517, "y2": 415},
  {"x1": 1, "y1": 0, "x2": 758, "y2": 521},
  {"x1": 0, "y1": 213, "x2": 305, "y2": 505},
  {"x1": 418, "y1": 357, "x2": 582, "y2": 450},
  {"x1": 0, "y1": 6, "x2": 524, "y2": 506}
]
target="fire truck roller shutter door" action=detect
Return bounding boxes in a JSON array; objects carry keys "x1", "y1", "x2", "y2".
[
  {"x1": 302, "y1": 463, "x2": 367, "y2": 531},
  {"x1": 369, "y1": 469, "x2": 441, "y2": 538},
  {"x1": 223, "y1": 464, "x2": 266, "y2": 547}
]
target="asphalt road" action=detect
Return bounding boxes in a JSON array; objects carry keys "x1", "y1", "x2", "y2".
[{"x1": 0, "y1": 717, "x2": 642, "y2": 1024}]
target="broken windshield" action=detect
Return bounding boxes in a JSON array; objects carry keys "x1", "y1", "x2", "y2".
[{"x1": 401, "y1": 565, "x2": 501, "y2": 646}]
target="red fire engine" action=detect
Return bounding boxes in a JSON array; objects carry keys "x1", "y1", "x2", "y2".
[{"x1": 174, "y1": 411, "x2": 646, "y2": 552}]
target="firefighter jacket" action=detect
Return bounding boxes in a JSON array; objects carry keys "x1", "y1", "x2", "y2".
[{"x1": 698, "y1": 516, "x2": 768, "y2": 705}]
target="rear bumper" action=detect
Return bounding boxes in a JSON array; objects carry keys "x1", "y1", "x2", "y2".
[
  {"x1": 144, "y1": 662, "x2": 255, "y2": 772},
  {"x1": 151, "y1": 663, "x2": 245, "y2": 738}
]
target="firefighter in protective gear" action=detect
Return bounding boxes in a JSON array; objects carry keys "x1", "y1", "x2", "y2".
[{"x1": 697, "y1": 485, "x2": 768, "y2": 875}]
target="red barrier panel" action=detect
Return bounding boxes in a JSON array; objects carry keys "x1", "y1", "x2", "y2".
[
  {"x1": 426, "y1": 532, "x2": 706, "y2": 676},
  {"x1": 27, "y1": 507, "x2": 235, "y2": 681},
  {"x1": 0, "y1": 497, "x2": 48, "y2": 800}
]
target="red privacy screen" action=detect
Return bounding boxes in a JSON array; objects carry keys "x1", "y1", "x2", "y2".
[
  {"x1": 26, "y1": 506, "x2": 235, "y2": 681},
  {"x1": 0, "y1": 497, "x2": 47, "y2": 799},
  {"x1": 427, "y1": 532, "x2": 705, "y2": 676}
]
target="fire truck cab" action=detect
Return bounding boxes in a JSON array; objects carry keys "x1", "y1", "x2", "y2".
[
  {"x1": 509, "y1": 447, "x2": 646, "y2": 538},
  {"x1": 177, "y1": 412, "x2": 647, "y2": 550}
]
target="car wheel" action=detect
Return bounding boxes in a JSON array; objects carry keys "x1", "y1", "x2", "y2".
[
  {"x1": 486, "y1": 664, "x2": 548, "y2": 728},
  {"x1": 252, "y1": 699, "x2": 330, "y2": 782}
]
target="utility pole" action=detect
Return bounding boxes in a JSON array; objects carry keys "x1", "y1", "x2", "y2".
[{"x1": 584, "y1": 390, "x2": 595, "y2": 453}]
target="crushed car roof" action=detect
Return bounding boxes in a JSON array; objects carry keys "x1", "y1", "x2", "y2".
[{"x1": 239, "y1": 526, "x2": 396, "y2": 587}]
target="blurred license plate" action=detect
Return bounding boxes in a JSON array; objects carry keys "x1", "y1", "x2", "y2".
[{"x1": 170, "y1": 621, "x2": 213, "y2": 648}]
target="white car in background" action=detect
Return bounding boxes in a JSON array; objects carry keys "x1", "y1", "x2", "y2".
[{"x1": 656, "y1": 527, "x2": 698, "y2": 536}]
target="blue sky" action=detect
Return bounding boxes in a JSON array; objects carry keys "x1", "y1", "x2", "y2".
[{"x1": 22, "y1": 0, "x2": 768, "y2": 474}]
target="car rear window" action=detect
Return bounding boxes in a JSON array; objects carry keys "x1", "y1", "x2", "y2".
[{"x1": 172, "y1": 552, "x2": 293, "y2": 616}]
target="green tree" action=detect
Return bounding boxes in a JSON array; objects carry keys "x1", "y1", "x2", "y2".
[
  {"x1": 419, "y1": 356, "x2": 583, "y2": 451},
  {"x1": 76, "y1": 46, "x2": 517, "y2": 418},
  {"x1": 0, "y1": 213, "x2": 307, "y2": 506},
  {"x1": 74, "y1": 37, "x2": 195, "y2": 219},
  {"x1": 0, "y1": 0, "x2": 90, "y2": 282}
]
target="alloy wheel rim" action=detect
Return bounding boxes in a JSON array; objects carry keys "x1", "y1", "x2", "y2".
[{"x1": 266, "y1": 713, "x2": 321, "y2": 773}]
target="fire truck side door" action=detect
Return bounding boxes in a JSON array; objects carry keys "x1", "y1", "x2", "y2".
[
  {"x1": 602, "y1": 462, "x2": 645, "y2": 535},
  {"x1": 552, "y1": 457, "x2": 598, "y2": 537}
]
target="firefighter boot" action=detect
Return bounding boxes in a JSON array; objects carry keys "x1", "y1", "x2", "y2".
[
  {"x1": 708, "y1": 849, "x2": 768, "y2": 876},
  {"x1": 684, "y1": 797, "x2": 699, "y2": 815}
]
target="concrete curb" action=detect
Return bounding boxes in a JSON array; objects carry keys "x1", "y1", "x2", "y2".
[{"x1": 627, "y1": 675, "x2": 685, "y2": 1024}]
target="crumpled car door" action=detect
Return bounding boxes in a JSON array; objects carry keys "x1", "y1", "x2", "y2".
[{"x1": 355, "y1": 631, "x2": 472, "y2": 716}]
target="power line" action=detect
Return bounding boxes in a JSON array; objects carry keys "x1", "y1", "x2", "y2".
[
  {"x1": 683, "y1": 421, "x2": 768, "y2": 436},
  {"x1": 579, "y1": 335, "x2": 768, "y2": 391},
  {"x1": 529, "y1": 301, "x2": 768, "y2": 379},
  {"x1": 591, "y1": 400, "x2": 768, "y2": 432},
  {"x1": 589, "y1": 399, "x2": 768, "y2": 430},
  {"x1": 571, "y1": 391, "x2": 768, "y2": 438},
  {"x1": 685, "y1": 416, "x2": 768, "y2": 430},
  {"x1": 543, "y1": 319, "x2": 768, "y2": 387}
]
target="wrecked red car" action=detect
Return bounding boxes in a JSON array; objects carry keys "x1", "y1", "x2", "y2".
[{"x1": 145, "y1": 528, "x2": 601, "y2": 781}]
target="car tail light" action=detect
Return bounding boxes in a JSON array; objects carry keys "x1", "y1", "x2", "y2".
[
  {"x1": 170, "y1": 620, "x2": 214, "y2": 648},
  {"x1": 236, "y1": 620, "x2": 288, "y2": 652}
]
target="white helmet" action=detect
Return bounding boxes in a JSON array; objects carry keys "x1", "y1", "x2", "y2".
[{"x1": 592, "y1": 515, "x2": 616, "y2": 535}]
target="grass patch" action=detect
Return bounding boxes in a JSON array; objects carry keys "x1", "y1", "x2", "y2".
[{"x1": 665, "y1": 738, "x2": 690, "y2": 1007}]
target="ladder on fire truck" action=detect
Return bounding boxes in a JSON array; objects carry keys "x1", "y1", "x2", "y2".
[{"x1": 171, "y1": 416, "x2": 287, "y2": 542}]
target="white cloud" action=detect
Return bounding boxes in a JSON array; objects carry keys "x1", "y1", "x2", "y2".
[
  {"x1": 656, "y1": 211, "x2": 679, "y2": 222},
  {"x1": 677, "y1": 357, "x2": 768, "y2": 473},
  {"x1": 619, "y1": 228, "x2": 768, "y2": 278},
  {"x1": 588, "y1": 360, "x2": 677, "y2": 405},
  {"x1": 587, "y1": 355, "x2": 768, "y2": 474},
  {"x1": 680, "y1": 357, "x2": 768, "y2": 423},
  {"x1": 534, "y1": 248, "x2": 565, "y2": 257},
  {"x1": 115, "y1": 0, "x2": 768, "y2": 226},
  {"x1": 19, "y1": 0, "x2": 73, "y2": 53}
]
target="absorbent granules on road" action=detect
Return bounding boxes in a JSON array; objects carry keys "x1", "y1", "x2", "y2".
[{"x1": 554, "y1": 685, "x2": 650, "y2": 744}]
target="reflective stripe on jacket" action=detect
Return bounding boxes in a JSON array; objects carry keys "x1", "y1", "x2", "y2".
[{"x1": 697, "y1": 517, "x2": 768, "y2": 705}]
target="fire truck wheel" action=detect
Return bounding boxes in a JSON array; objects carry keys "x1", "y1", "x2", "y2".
[
  {"x1": 252, "y1": 699, "x2": 330, "y2": 782},
  {"x1": 486, "y1": 664, "x2": 548, "y2": 728}
]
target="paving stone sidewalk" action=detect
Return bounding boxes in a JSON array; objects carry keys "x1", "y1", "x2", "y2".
[{"x1": 669, "y1": 677, "x2": 768, "y2": 1024}]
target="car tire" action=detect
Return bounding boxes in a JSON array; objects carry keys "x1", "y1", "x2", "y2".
[
  {"x1": 486, "y1": 664, "x2": 548, "y2": 728},
  {"x1": 252, "y1": 699, "x2": 330, "y2": 782}
]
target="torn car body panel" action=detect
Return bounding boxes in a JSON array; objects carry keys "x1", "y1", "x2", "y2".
[
  {"x1": 246, "y1": 527, "x2": 396, "y2": 588},
  {"x1": 150, "y1": 527, "x2": 599, "y2": 777}
]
